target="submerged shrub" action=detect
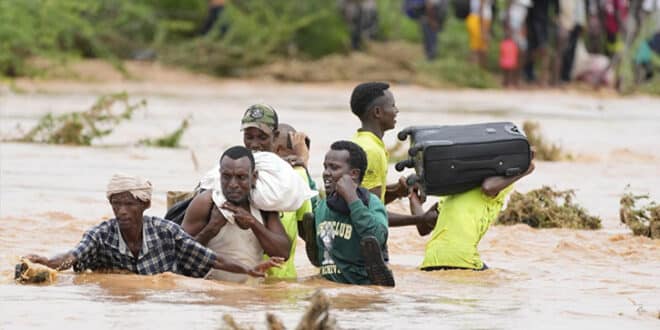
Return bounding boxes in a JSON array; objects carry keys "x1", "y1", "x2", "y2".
[
  {"x1": 620, "y1": 191, "x2": 660, "y2": 239},
  {"x1": 522, "y1": 121, "x2": 569, "y2": 161},
  {"x1": 497, "y1": 186, "x2": 602, "y2": 229},
  {"x1": 17, "y1": 92, "x2": 146, "y2": 145}
]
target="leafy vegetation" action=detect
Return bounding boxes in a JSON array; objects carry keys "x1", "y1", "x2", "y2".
[
  {"x1": 139, "y1": 118, "x2": 190, "y2": 148},
  {"x1": 16, "y1": 92, "x2": 146, "y2": 145},
  {"x1": 522, "y1": 121, "x2": 570, "y2": 161},
  {"x1": 620, "y1": 190, "x2": 660, "y2": 239},
  {"x1": 497, "y1": 186, "x2": 602, "y2": 229}
]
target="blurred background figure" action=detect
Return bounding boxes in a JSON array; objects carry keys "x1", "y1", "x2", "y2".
[
  {"x1": 404, "y1": 0, "x2": 449, "y2": 60},
  {"x1": 466, "y1": 0, "x2": 494, "y2": 67},
  {"x1": 558, "y1": 0, "x2": 586, "y2": 83},
  {"x1": 201, "y1": 0, "x2": 227, "y2": 36},
  {"x1": 338, "y1": 0, "x2": 379, "y2": 50},
  {"x1": 524, "y1": 0, "x2": 559, "y2": 85}
]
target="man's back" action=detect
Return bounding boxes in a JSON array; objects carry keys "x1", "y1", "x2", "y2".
[{"x1": 421, "y1": 185, "x2": 513, "y2": 270}]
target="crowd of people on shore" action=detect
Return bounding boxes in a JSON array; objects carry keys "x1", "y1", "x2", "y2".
[
  {"x1": 339, "y1": 0, "x2": 660, "y2": 88},
  {"x1": 24, "y1": 82, "x2": 535, "y2": 287}
]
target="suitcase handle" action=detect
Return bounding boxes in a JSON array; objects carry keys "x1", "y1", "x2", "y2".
[{"x1": 452, "y1": 157, "x2": 502, "y2": 171}]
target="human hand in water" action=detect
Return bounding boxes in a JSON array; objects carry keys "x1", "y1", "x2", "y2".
[
  {"x1": 24, "y1": 254, "x2": 48, "y2": 266},
  {"x1": 247, "y1": 257, "x2": 284, "y2": 277},
  {"x1": 335, "y1": 174, "x2": 359, "y2": 204},
  {"x1": 221, "y1": 202, "x2": 257, "y2": 229}
]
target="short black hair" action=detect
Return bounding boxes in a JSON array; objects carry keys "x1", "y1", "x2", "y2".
[
  {"x1": 350, "y1": 82, "x2": 390, "y2": 119},
  {"x1": 220, "y1": 146, "x2": 255, "y2": 171},
  {"x1": 330, "y1": 140, "x2": 368, "y2": 184}
]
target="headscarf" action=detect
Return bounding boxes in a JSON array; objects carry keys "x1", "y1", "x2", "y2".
[{"x1": 106, "y1": 173, "x2": 153, "y2": 202}]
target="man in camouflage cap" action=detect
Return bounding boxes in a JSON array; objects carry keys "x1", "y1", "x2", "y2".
[{"x1": 241, "y1": 104, "x2": 279, "y2": 152}]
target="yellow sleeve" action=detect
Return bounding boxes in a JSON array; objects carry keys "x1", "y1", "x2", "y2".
[{"x1": 361, "y1": 146, "x2": 386, "y2": 190}]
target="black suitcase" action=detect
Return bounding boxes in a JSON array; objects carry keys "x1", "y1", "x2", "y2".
[{"x1": 395, "y1": 122, "x2": 531, "y2": 196}]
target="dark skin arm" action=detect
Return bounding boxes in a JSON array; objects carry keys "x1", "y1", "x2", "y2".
[
  {"x1": 481, "y1": 158, "x2": 536, "y2": 197},
  {"x1": 409, "y1": 192, "x2": 438, "y2": 236},
  {"x1": 25, "y1": 253, "x2": 77, "y2": 271},
  {"x1": 212, "y1": 255, "x2": 284, "y2": 277},
  {"x1": 369, "y1": 176, "x2": 409, "y2": 205},
  {"x1": 181, "y1": 191, "x2": 225, "y2": 246},
  {"x1": 221, "y1": 203, "x2": 291, "y2": 260}
]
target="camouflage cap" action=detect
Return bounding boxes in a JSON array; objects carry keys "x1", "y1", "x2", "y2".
[{"x1": 241, "y1": 104, "x2": 279, "y2": 135}]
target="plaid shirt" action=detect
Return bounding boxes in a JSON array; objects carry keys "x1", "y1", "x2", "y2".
[{"x1": 71, "y1": 216, "x2": 216, "y2": 278}]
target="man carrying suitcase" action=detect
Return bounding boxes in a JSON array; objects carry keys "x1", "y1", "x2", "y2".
[{"x1": 408, "y1": 153, "x2": 535, "y2": 271}]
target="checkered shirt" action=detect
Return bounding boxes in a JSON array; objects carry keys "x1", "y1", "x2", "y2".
[{"x1": 71, "y1": 216, "x2": 216, "y2": 278}]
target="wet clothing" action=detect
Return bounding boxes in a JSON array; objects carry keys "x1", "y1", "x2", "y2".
[
  {"x1": 421, "y1": 185, "x2": 513, "y2": 270},
  {"x1": 72, "y1": 216, "x2": 216, "y2": 278},
  {"x1": 205, "y1": 205, "x2": 265, "y2": 283},
  {"x1": 266, "y1": 167, "x2": 313, "y2": 279},
  {"x1": 352, "y1": 130, "x2": 388, "y2": 202},
  {"x1": 316, "y1": 192, "x2": 388, "y2": 285}
]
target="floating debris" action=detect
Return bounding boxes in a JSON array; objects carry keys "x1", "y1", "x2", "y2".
[
  {"x1": 522, "y1": 121, "x2": 569, "y2": 161},
  {"x1": 16, "y1": 92, "x2": 146, "y2": 145},
  {"x1": 14, "y1": 258, "x2": 57, "y2": 284},
  {"x1": 619, "y1": 191, "x2": 660, "y2": 239},
  {"x1": 222, "y1": 290, "x2": 338, "y2": 330},
  {"x1": 497, "y1": 186, "x2": 602, "y2": 229}
]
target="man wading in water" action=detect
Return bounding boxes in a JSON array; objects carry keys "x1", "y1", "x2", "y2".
[
  {"x1": 23, "y1": 174, "x2": 282, "y2": 277},
  {"x1": 182, "y1": 146, "x2": 291, "y2": 283},
  {"x1": 314, "y1": 141, "x2": 394, "y2": 286}
]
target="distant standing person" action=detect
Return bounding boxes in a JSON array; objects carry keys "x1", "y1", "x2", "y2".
[
  {"x1": 338, "y1": 0, "x2": 379, "y2": 50},
  {"x1": 524, "y1": 0, "x2": 559, "y2": 85},
  {"x1": 466, "y1": 0, "x2": 494, "y2": 67},
  {"x1": 420, "y1": 0, "x2": 449, "y2": 60},
  {"x1": 201, "y1": 0, "x2": 227, "y2": 36}
]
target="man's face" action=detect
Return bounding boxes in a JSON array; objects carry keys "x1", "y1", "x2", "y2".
[
  {"x1": 109, "y1": 192, "x2": 149, "y2": 231},
  {"x1": 243, "y1": 127, "x2": 274, "y2": 152},
  {"x1": 220, "y1": 156, "x2": 255, "y2": 204},
  {"x1": 376, "y1": 90, "x2": 398, "y2": 130},
  {"x1": 322, "y1": 149, "x2": 356, "y2": 195}
]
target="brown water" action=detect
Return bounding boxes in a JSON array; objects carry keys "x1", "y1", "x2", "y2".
[{"x1": 1, "y1": 81, "x2": 659, "y2": 329}]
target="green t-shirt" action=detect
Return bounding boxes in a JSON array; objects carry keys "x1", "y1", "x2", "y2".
[
  {"x1": 421, "y1": 185, "x2": 513, "y2": 270},
  {"x1": 315, "y1": 193, "x2": 388, "y2": 285},
  {"x1": 352, "y1": 131, "x2": 388, "y2": 202},
  {"x1": 266, "y1": 167, "x2": 313, "y2": 279}
]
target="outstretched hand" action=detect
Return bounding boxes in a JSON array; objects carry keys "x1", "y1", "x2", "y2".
[{"x1": 247, "y1": 257, "x2": 284, "y2": 277}]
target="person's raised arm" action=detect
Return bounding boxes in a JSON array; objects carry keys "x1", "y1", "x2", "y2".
[
  {"x1": 221, "y1": 203, "x2": 291, "y2": 260},
  {"x1": 481, "y1": 159, "x2": 535, "y2": 197},
  {"x1": 337, "y1": 174, "x2": 388, "y2": 244}
]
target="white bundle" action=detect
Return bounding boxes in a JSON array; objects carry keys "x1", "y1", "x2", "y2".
[{"x1": 199, "y1": 151, "x2": 317, "y2": 216}]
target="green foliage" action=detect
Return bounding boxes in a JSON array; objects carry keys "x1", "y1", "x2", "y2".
[
  {"x1": 522, "y1": 121, "x2": 569, "y2": 161},
  {"x1": 497, "y1": 186, "x2": 602, "y2": 230},
  {"x1": 17, "y1": 92, "x2": 146, "y2": 145},
  {"x1": 162, "y1": 0, "x2": 350, "y2": 75},
  {"x1": 620, "y1": 190, "x2": 660, "y2": 239},
  {"x1": 139, "y1": 118, "x2": 190, "y2": 148},
  {"x1": 377, "y1": 0, "x2": 421, "y2": 42}
]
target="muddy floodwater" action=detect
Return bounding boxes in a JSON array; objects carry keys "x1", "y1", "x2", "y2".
[{"x1": 1, "y1": 80, "x2": 659, "y2": 329}]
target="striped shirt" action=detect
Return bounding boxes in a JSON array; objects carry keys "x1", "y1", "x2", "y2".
[{"x1": 71, "y1": 216, "x2": 216, "y2": 278}]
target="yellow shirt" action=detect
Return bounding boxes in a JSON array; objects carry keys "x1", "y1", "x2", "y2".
[
  {"x1": 266, "y1": 167, "x2": 313, "y2": 279},
  {"x1": 352, "y1": 131, "x2": 388, "y2": 202},
  {"x1": 421, "y1": 185, "x2": 513, "y2": 270}
]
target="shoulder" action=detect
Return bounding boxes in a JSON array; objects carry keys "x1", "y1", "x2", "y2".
[{"x1": 85, "y1": 219, "x2": 116, "y2": 235}]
